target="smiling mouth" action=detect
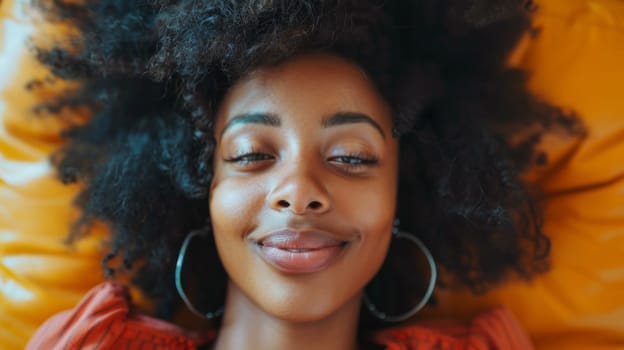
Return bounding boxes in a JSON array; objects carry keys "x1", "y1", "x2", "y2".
[{"x1": 253, "y1": 230, "x2": 349, "y2": 273}]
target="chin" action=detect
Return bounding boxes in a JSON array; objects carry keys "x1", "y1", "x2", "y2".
[
  {"x1": 261, "y1": 296, "x2": 347, "y2": 324},
  {"x1": 252, "y1": 276, "x2": 363, "y2": 324}
]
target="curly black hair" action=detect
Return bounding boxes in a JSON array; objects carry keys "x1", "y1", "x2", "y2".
[{"x1": 30, "y1": 0, "x2": 583, "y2": 322}]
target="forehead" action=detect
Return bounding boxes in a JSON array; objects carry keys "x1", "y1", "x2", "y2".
[{"x1": 214, "y1": 53, "x2": 392, "y2": 131}]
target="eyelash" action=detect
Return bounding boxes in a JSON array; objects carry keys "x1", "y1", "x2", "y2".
[
  {"x1": 224, "y1": 149, "x2": 274, "y2": 165},
  {"x1": 328, "y1": 153, "x2": 379, "y2": 166}
]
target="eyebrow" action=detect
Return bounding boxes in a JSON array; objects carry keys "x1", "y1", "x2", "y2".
[
  {"x1": 220, "y1": 112, "x2": 281, "y2": 137},
  {"x1": 220, "y1": 111, "x2": 385, "y2": 138},
  {"x1": 322, "y1": 112, "x2": 385, "y2": 138}
]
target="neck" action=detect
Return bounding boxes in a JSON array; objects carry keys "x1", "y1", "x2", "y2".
[{"x1": 213, "y1": 281, "x2": 362, "y2": 350}]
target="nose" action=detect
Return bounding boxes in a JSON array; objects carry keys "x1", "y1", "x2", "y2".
[{"x1": 267, "y1": 163, "x2": 332, "y2": 215}]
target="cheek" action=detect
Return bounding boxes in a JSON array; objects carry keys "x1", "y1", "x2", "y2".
[
  {"x1": 339, "y1": 163, "x2": 398, "y2": 239},
  {"x1": 209, "y1": 175, "x2": 264, "y2": 235},
  {"x1": 355, "y1": 158, "x2": 399, "y2": 275},
  {"x1": 208, "y1": 176, "x2": 265, "y2": 287},
  {"x1": 334, "y1": 166, "x2": 398, "y2": 281}
]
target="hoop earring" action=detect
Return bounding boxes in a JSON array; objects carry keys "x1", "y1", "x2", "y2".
[
  {"x1": 363, "y1": 226, "x2": 437, "y2": 323},
  {"x1": 175, "y1": 230, "x2": 224, "y2": 319}
]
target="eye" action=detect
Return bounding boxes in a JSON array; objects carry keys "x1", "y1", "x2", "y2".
[
  {"x1": 225, "y1": 153, "x2": 274, "y2": 164},
  {"x1": 330, "y1": 156, "x2": 378, "y2": 165},
  {"x1": 328, "y1": 153, "x2": 379, "y2": 174},
  {"x1": 224, "y1": 149, "x2": 275, "y2": 167}
]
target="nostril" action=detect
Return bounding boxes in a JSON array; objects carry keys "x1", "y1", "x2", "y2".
[
  {"x1": 277, "y1": 200, "x2": 290, "y2": 208},
  {"x1": 308, "y1": 201, "x2": 322, "y2": 210}
]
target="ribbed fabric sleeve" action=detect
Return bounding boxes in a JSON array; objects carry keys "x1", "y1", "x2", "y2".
[
  {"x1": 27, "y1": 282, "x2": 533, "y2": 350},
  {"x1": 25, "y1": 283, "x2": 213, "y2": 350}
]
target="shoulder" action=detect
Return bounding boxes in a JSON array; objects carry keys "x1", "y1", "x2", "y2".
[
  {"x1": 26, "y1": 282, "x2": 213, "y2": 350},
  {"x1": 371, "y1": 306, "x2": 534, "y2": 350}
]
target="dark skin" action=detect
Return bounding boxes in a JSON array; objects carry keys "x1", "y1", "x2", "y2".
[{"x1": 209, "y1": 53, "x2": 399, "y2": 350}]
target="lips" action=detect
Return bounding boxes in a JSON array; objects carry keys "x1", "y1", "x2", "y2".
[{"x1": 253, "y1": 230, "x2": 348, "y2": 273}]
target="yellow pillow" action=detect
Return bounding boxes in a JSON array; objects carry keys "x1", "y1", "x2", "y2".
[
  {"x1": 0, "y1": 1, "x2": 106, "y2": 348},
  {"x1": 422, "y1": 1, "x2": 624, "y2": 349}
]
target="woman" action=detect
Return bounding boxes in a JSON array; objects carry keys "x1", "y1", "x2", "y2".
[{"x1": 27, "y1": 0, "x2": 580, "y2": 349}]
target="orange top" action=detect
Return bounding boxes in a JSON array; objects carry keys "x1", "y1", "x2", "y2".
[{"x1": 26, "y1": 283, "x2": 533, "y2": 350}]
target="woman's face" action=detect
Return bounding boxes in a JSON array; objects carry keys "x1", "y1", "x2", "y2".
[{"x1": 210, "y1": 53, "x2": 399, "y2": 322}]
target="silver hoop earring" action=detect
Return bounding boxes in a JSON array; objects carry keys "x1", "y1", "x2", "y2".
[
  {"x1": 175, "y1": 230, "x2": 224, "y2": 319},
  {"x1": 363, "y1": 227, "x2": 437, "y2": 323}
]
